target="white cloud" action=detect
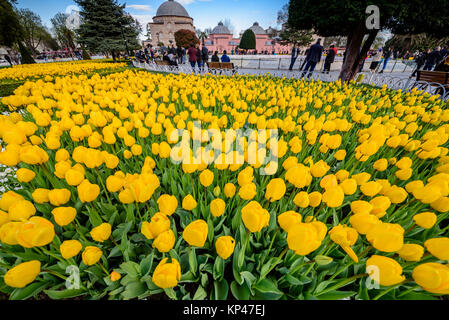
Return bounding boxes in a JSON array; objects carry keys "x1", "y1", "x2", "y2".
[
  {"x1": 177, "y1": 0, "x2": 196, "y2": 4},
  {"x1": 127, "y1": 4, "x2": 153, "y2": 12}
]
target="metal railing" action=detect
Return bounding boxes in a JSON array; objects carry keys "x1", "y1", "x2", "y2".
[{"x1": 132, "y1": 61, "x2": 449, "y2": 102}]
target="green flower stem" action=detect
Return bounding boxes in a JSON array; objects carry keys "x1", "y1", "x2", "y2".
[
  {"x1": 98, "y1": 261, "x2": 110, "y2": 276},
  {"x1": 96, "y1": 168, "x2": 112, "y2": 205},
  {"x1": 373, "y1": 281, "x2": 408, "y2": 300},
  {"x1": 43, "y1": 269, "x2": 67, "y2": 281}
]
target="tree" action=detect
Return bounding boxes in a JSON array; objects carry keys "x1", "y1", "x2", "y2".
[
  {"x1": 385, "y1": 33, "x2": 449, "y2": 54},
  {"x1": 0, "y1": 0, "x2": 23, "y2": 47},
  {"x1": 288, "y1": 0, "x2": 449, "y2": 82},
  {"x1": 0, "y1": 0, "x2": 35, "y2": 64},
  {"x1": 196, "y1": 29, "x2": 209, "y2": 46},
  {"x1": 17, "y1": 9, "x2": 49, "y2": 54},
  {"x1": 239, "y1": 29, "x2": 256, "y2": 50},
  {"x1": 174, "y1": 29, "x2": 199, "y2": 49},
  {"x1": 51, "y1": 13, "x2": 76, "y2": 49},
  {"x1": 74, "y1": 0, "x2": 141, "y2": 60},
  {"x1": 277, "y1": 4, "x2": 313, "y2": 47}
]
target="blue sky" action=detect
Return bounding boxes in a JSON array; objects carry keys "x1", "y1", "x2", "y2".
[{"x1": 16, "y1": 0, "x2": 288, "y2": 39}]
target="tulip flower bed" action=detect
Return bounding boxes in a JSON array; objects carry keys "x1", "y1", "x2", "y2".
[
  {"x1": 0, "y1": 60, "x2": 128, "y2": 82},
  {"x1": 0, "y1": 68, "x2": 449, "y2": 300}
]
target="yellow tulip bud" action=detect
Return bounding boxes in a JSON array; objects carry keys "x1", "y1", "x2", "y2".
[
  {"x1": 48, "y1": 188, "x2": 71, "y2": 206},
  {"x1": 157, "y1": 194, "x2": 178, "y2": 216},
  {"x1": 278, "y1": 211, "x2": 301, "y2": 232},
  {"x1": 77, "y1": 180, "x2": 100, "y2": 203},
  {"x1": 183, "y1": 219, "x2": 208, "y2": 247},
  {"x1": 17, "y1": 216, "x2": 55, "y2": 248},
  {"x1": 412, "y1": 263, "x2": 449, "y2": 294},
  {"x1": 141, "y1": 213, "x2": 170, "y2": 240},
  {"x1": 265, "y1": 178, "x2": 286, "y2": 202},
  {"x1": 51, "y1": 207, "x2": 77, "y2": 226},
  {"x1": 8, "y1": 200, "x2": 36, "y2": 221},
  {"x1": 366, "y1": 255, "x2": 405, "y2": 286},
  {"x1": 366, "y1": 223, "x2": 404, "y2": 252},
  {"x1": 60, "y1": 240, "x2": 82, "y2": 259},
  {"x1": 90, "y1": 223, "x2": 112, "y2": 242},
  {"x1": 396, "y1": 244, "x2": 424, "y2": 262},
  {"x1": 32, "y1": 188, "x2": 50, "y2": 204},
  {"x1": 182, "y1": 194, "x2": 197, "y2": 211},
  {"x1": 424, "y1": 237, "x2": 449, "y2": 260},
  {"x1": 413, "y1": 212, "x2": 437, "y2": 229},
  {"x1": 224, "y1": 183, "x2": 236, "y2": 198},
  {"x1": 215, "y1": 236, "x2": 235, "y2": 259},
  {"x1": 210, "y1": 198, "x2": 226, "y2": 217},
  {"x1": 82, "y1": 246, "x2": 102, "y2": 266},
  {"x1": 152, "y1": 258, "x2": 181, "y2": 289},
  {"x1": 16, "y1": 168, "x2": 36, "y2": 183},
  {"x1": 241, "y1": 201, "x2": 270, "y2": 233},
  {"x1": 153, "y1": 229, "x2": 176, "y2": 253},
  {"x1": 4, "y1": 260, "x2": 41, "y2": 288},
  {"x1": 0, "y1": 191, "x2": 25, "y2": 211}
]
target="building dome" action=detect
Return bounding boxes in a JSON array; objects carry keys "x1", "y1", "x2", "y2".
[
  {"x1": 249, "y1": 22, "x2": 266, "y2": 35},
  {"x1": 156, "y1": 0, "x2": 190, "y2": 18},
  {"x1": 211, "y1": 22, "x2": 231, "y2": 35}
]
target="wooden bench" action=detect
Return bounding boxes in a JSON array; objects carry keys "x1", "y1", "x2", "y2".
[
  {"x1": 155, "y1": 60, "x2": 169, "y2": 66},
  {"x1": 416, "y1": 70, "x2": 449, "y2": 96},
  {"x1": 417, "y1": 70, "x2": 449, "y2": 85},
  {"x1": 207, "y1": 62, "x2": 236, "y2": 74}
]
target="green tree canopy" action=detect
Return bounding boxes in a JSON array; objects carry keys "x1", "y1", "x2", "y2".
[
  {"x1": 0, "y1": 0, "x2": 24, "y2": 47},
  {"x1": 239, "y1": 29, "x2": 256, "y2": 50},
  {"x1": 51, "y1": 13, "x2": 76, "y2": 49},
  {"x1": 174, "y1": 29, "x2": 199, "y2": 49},
  {"x1": 288, "y1": 0, "x2": 449, "y2": 81},
  {"x1": 17, "y1": 8, "x2": 56, "y2": 54},
  {"x1": 75, "y1": 0, "x2": 141, "y2": 58}
]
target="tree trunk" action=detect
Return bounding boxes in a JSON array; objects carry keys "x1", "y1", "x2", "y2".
[
  {"x1": 339, "y1": 23, "x2": 367, "y2": 83},
  {"x1": 349, "y1": 30, "x2": 379, "y2": 79}
]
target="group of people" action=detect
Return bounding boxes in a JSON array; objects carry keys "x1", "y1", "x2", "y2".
[
  {"x1": 136, "y1": 43, "x2": 233, "y2": 71},
  {"x1": 289, "y1": 38, "x2": 328, "y2": 78},
  {"x1": 411, "y1": 46, "x2": 449, "y2": 77}
]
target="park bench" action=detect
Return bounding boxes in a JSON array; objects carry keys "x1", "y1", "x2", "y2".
[
  {"x1": 207, "y1": 62, "x2": 236, "y2": 75},
  {"x1": 416, "y1": 70, "x2": 449, "y2": 96},
  {"x1": 155, "y1": 60, "x2": 170, "y2": 66}
]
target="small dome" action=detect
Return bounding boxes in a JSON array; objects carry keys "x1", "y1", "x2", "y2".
[
  {"x1": 249, "y1": 22, "x2": 266, "y2": 35},
  {"x1": 156, "y1": 0, "x2": 190, "y2": 18},
  {"x1": 211, "y1": 22, "x2": 231, "y2": 34}
]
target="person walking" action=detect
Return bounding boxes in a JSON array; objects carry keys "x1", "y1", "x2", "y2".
[
  {"x1": 201, "y1": 45, "x2": 209, "y2": 71},
  {"x1": 176, "y1": 45, "x2": 184, "y2": 64},
  {"x1": 289, "y1": 44, "x2": 298, "y2": 71},
  {"x1": 424, "y1": 46, "x2": 441, "y2": 70},
  {"x1": 301, "y1": 38, "x2": 323, "y2": 78},
  {"x1": 323, "y1": 44, "x2": 336, "y2": 74},
  {"x1": 187, "y1": 43, "x2": 198, "y2": 71},
  {"x1": 195, "y1": 44, "x2": 202, "y2": 72},
  {"x1": 369, "y1": 48, "x2": 383, "y2": 74},
  {"x1": 379, "y1": 47, "x2": 393, "y2": 73},
  {"x1": 411, "y1": 49, "x2": 429, "y2": 78}
]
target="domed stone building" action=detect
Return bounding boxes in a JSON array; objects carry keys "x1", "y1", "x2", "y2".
[
  {"x1": 205, "y1": 21, "x2": 291, "y2": 54},
  {"x1": 146, "y1": 0, "x2": 195, "y2": 47}
]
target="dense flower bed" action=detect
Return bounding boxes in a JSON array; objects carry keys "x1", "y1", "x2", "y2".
[
  {"x1": 0, "y1": 69, "x2": 448, "y2": 300},
  {"x1": 0, "y1": 60, "x2": 127, "y2": 82}
]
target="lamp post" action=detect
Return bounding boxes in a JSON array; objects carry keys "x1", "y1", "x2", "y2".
[{"x1": 114, "y1": 10, "x2": 130, "y2": 58}]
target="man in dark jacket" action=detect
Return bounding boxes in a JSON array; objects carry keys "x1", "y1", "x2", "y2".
[
  {"x1": 176, "y1": 45, "x2": 184, "y2": 64},
  {"x1": 424, "y1": 47, "x2": 441, "y2": 70},
  {"x1": 201, "y1": 45, "x2": 209, "y2": 71},
  {"x1": 411, "y1": 49, "x2": 429, "y2": 78},
  {"x1": 289, "y1": 44, "x2": 299, "y2": 71},
  {"x1": 323, "y1": 44, "x2": 336, "y2": 73},
  {"x1": 379, "y1": 47, "x2": 393, "y2": 73},
  {"x1": 301, "y1": 39, "x2": 323, "y2": 78}
]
